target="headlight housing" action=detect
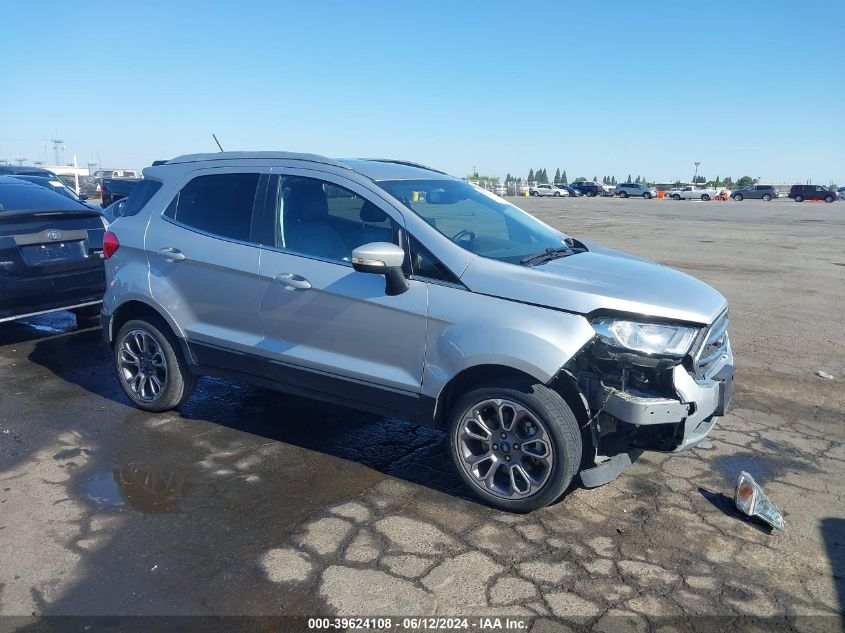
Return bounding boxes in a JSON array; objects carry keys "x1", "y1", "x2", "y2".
[{"x1": 592, "y1": 318, "x2": 699, "y2": 358}]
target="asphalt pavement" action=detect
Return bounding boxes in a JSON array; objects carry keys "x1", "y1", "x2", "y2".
[{"x1": 0, "y1": 195, "x2": 843, "y2": 630}]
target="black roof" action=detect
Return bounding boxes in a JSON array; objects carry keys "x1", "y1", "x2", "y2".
[{"x1": 0, "y1": 165, "x2": 59, "y2": 177}]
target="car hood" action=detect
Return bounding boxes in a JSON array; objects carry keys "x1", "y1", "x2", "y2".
[{"x1": 460, "y1": 241, "x2": 727, "y2": 325}]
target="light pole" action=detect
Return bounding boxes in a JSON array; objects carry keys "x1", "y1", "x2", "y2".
[{"x1": 693, "y1": 162, "x2": 700, "y2": 184}]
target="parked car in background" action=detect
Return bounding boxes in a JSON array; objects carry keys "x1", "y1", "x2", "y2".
[
  {"x1": 93, "y1": 169, "x2": 142, "y2": 180},
  {"x1": 0, "y1": 176, "x2": 107, "y2": 326},
  {"x1": 530, "y1": 183, "x2": 569, "y2": 197},
  {"x1": 101, "y1": 151, "x2": 733, "y2": 512},
  {"x1": 615, "y1": 182, "x2": 657, "y2": 199},
  {"x1": 554, "y1": 184, "x2": 581, "y2": 197},
  {"x1": 569, "y1": 181, "x2": 603, "y2": 197},
  {"x1": 101, "y1": 177, "x2": 141, "y2": 207},
  {"x1": 668, "y1": 186, "x2": 718, "y2": 201},
  {"x1": 837, "y1": 187, "x2": 845, "y2": 199},
  {"x1": 9, "y1": 175, "x2": 95, "y2": 205},
  {"x1": 80, "y1": 176, "x2": 101, "y2": 199},
  {"x1": 788, "y1": 184, "x2": 838, "y2": 203},
  {"x1": 731, "y1": 184, "x2": 777, "y2": 201},
  {"x1": 0, "y1": 165, "x2": 60, "y2": 179},
  {"x1": 492, "y1": 184, "x2": 508, "y2": 197}
]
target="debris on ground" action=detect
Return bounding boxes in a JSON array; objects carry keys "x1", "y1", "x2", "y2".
[{"x1": 816, "y1": 370, "x2": 834, "y2": 379}]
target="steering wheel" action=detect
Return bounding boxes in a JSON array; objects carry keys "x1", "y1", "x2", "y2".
[{"x1": 451, "y1": 229, "x2": 476, "y2": 242}]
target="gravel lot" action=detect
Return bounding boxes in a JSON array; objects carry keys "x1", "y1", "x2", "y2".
[{"x1": 0, "y1": 196, "x2": 843, "y2": 630}]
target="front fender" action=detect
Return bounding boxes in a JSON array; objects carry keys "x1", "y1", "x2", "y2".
[{"x1": 422, "y1": 284, "x2": 595, "y2": 399}]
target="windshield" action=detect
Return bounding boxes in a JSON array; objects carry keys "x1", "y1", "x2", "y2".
[{"x1": 377, "y1": 179, "x2": 567, "y2": 264}]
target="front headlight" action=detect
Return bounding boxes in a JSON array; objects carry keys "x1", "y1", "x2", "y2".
[{"x1": 592, "y1": 319, "x2": 699, "y2": 357}]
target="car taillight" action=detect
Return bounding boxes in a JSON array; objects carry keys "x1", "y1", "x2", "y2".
[{"x1": 103, "y1": 231, "x2": 120, "y2": 259}]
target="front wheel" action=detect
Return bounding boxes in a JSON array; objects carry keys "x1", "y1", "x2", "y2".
[
  {"x1": 643, "y1": 192, "x2": 652, "y2": 200},
  {"x1": 114, "y1": 318, "x2": 196, "y2": 412},
  {"x1": 448, "y1": 380, "x2": 582, "y2": 512},
  {"x1": 619, "y1": 191, "x2": 628, "y2": 198},
  {"x1": 532, "y1": 191, "x2": 540, "y2": 197},
  {"x1": 825, "y1": 195, "x2": 834, "y2": 203},
  {"x1": 701, "y1": 194, "x2": 711, "y2": 201},
  {"x1": 762, "y1": 194, "x2": 772, "y2": 201},
  {"x1": 734, "y1": 194, "x2": 743, "y2": 201},
  {"x1": 554, "y1": 191, "x2": 560, "y2": 197},
  {"x1": 795, "y1": 195, "x2": 804, "y2": 202}
]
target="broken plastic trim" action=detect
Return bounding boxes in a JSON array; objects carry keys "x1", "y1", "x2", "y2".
[{"x1": 734, "y1": 471, "x2": 785, "y2": 531}]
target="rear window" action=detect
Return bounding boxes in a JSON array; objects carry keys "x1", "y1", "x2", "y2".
[
  {"x1": 0, "y1": 182, "x2": 89, "y2": 212},
  {"x1": 120, "y1": 180, "x2": 162, "y2": 217},
  {"x1": 164, "y1": 173, "x2": 259, "y2": 242}
]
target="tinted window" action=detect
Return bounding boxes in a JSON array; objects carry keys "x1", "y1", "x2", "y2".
[
  {"x1": 165, "y1": 173, "x2": 258, "y2": 241},
  {"x1": 273, "y1": 176, "x2": 397, "y2": 263},
  {"x1": 0, "y1": 182, "x2": 89, "y2": 212},
  {"x1": 120, "y1": 179, "x2": 162, "y2": 217},
  {"x1": 409, "y1": 236, "x2": 458, "y2": 283}
]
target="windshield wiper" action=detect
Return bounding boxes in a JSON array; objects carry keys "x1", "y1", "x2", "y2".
[{"x1": 520, "y1": 247, "x2": 574, "y2": 266}]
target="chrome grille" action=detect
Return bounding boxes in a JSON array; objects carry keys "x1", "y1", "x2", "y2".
[{"x1": 694, "y1": 311, "x2": 729, "y2": 378}]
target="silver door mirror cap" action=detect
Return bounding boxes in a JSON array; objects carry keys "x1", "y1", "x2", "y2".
[{"x1": 351, "y1": 242, "x2": 405, "y2": 271}]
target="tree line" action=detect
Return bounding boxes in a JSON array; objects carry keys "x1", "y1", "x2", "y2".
[{"x1": 467, "y1": 169, "x2": 772, "y2": 189}]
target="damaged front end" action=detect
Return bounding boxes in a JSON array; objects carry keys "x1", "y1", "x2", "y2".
[{"x1": 566, "y1": 311, "x2": 734, "y2": 487}]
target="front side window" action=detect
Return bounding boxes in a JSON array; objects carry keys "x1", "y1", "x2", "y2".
[
  {"x1": 377, "y1": 179, "x2": 567, "y2": 265},
  {"x1": 164, "y1": 172, "x2": 258, "y2": 241},
  {"x1": 272, "y1": 176, "x2": 398, "y2": 263}
]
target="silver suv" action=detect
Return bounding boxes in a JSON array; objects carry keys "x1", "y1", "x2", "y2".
[
  {"x1": 615, "y1": 182, "x2": 657, "y2": 199},
  {"x1": 101, "y1": 152, "x2": 734, "y2": 512}
]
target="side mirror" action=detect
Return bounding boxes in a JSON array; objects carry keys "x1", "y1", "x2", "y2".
[
  {"x1": 79, "y1": 194, "x2": 89, "y2": 201},
  {"x1": 351, "y1": 242, "x2": 408, "y2": 296}
]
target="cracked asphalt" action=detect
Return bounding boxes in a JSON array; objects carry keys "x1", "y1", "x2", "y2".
[{"x1": 0, "y1": 197, "x2": 843, "y2": 630}]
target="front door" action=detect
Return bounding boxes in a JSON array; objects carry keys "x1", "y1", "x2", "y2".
[{"x1": 256, "y1": 170, "x2": 428, "y2": 416}]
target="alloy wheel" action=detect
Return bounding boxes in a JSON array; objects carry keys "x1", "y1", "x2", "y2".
[
  {"x1": 454, "y1": 398, "x2": 554, "y2": 499},
  {"x1": 118, "y1": 329, "x2": 168, "y2": 402}
]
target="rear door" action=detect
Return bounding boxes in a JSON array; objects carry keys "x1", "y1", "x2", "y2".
[
  {"x1": 146, "y1": 169, "x2": 267, "y2": 359},
  {"x1": 255, "y1": 169, "x2": 428, "y2": 413}
]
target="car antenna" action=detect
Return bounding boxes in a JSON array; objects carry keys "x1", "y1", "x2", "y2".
[{"x1": 212, "y1": 134, "x2": 224, "y2": 152}]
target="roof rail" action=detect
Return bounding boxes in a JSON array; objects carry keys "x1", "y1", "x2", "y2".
[
  {"x1": 360, "y1": 158, "x2": 447, "y2": 175},
  {"x1": 163, "y1": 151, "x2": 351, "y2": 169}
]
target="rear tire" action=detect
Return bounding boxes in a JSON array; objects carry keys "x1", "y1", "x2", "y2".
[
  {"x1": 762, "y1": 194, "x2": 772, "y2": 201},
  {"x1": 448, "y1": 378, "x2": 582, "y2": 512},
  {"x1": 532, "y1": 191, "x2": 540, "y2": 197},
  {"x1": 114, "y1": 317, "x2": 196, "y2": 412},
  {"x1": 619, "y1": 191, "x2": 628, "y2": 198},
  {"x1": 672, "y1": 194, "x2": 681, "y2": 200}
]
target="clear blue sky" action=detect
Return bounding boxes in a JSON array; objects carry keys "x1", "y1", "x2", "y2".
[{"x1": 1, "y1": 0, "x2": 843, "y2": 184}]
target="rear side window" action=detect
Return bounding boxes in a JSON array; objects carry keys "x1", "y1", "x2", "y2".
[
  {"x1": 120, "y1": 180, "x2": 162, "y2": 217},
  {"x1": 165, "y1": 173, "x2": 259, "y2": 242}
]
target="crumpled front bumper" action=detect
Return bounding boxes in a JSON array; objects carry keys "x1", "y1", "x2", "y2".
[{"x1": 602, "y1": 340, "x2": 735, "y2": 451}]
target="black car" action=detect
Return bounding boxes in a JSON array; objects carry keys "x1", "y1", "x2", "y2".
[
  {"x1": 788, "y1": 184, "x2": 838, "y2": 203},
  {"x1": 569, "y1": 181, "x2": 603, "y2": 197},
  {"x1": 8, "y1": 174, "x2": 93, "y2": 204},
  {"x1": 0, "y1": 165, "x2": 60, "y2": 178},
  {"x1": 0, "y1": 177, "x2": 106, "y2": 325},
  {"x1": 101, "y1": 177, "x2": 141, "y2": 207}
]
